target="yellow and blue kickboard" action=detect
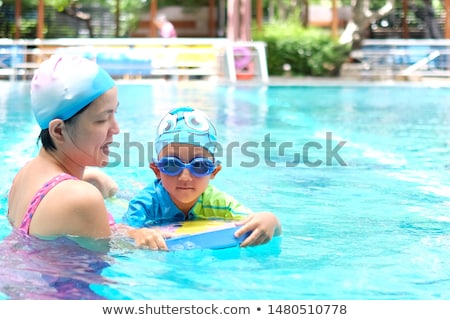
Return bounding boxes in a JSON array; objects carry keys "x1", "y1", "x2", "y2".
[{"x1": 162, "y1": 220, "x2": 250, "y2": 251}]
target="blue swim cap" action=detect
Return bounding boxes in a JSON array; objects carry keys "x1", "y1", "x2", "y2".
[
  {"x1": 31, "y1": 55, "x2": 115, "y2": 129},
  {"x1": 155, "y1": 107, "x2": 217, "y2": 157}
]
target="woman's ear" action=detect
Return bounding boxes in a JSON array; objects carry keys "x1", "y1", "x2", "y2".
[
  {"x1": 48, "y1": 119, "x2": 65, "y2": 144},
  {"x1": 150, "y1": 162, "x2": 161, "y2": 178},
  {"x1": 210, "y1": 163, "x2": 222, "y2": 179}
]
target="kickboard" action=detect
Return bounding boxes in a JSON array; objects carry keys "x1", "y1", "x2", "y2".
[{"x1": 160, "y1": 220, "x2": 250, "y2": 250}]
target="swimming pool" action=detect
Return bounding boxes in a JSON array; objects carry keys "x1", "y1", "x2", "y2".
[{"x1": 1, "y1": 80, "x2": 450, "y2": 300}]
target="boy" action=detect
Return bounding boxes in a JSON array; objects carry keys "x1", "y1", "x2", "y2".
[{"x1": 123, "y1": 106, "x2": 282, "y2": 250}]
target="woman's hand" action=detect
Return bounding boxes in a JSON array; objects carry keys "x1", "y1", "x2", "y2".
[{"x1": 234, "y1": 212, "x2": 282, "y2": 247}]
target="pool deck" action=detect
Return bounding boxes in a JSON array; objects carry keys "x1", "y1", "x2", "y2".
[
  {"x1": 111, "y1": 75, "x2": 450, "y2": 88},
  {"x1": 267, "y1": 75, "x2": 450, "y2": 87}
]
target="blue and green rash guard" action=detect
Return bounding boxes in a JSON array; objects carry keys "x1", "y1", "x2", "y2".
[{"x1": 123, "y1": 179, "x2": 252, "y2": 228}]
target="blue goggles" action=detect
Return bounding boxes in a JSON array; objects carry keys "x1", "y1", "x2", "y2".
[{"x1": 155, "y1": 156, "x2": 218, "y2": 177}]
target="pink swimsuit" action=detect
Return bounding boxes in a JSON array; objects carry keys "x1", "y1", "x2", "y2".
[{"x1": 19, "y1": 173, "x2": 115, "y2": 235}]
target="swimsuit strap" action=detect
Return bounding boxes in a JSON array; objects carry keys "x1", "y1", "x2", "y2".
[
  {"x1": 19, "y1": 172, "x2": 116, "y2": 235},
  {"x1": 19, "y1": 173, "x2": 78, "y2": 234}
]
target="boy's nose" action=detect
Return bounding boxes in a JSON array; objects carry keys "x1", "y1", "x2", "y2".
[{"x1": 178, "y1": 168, "x2": 192, "y2": 181}]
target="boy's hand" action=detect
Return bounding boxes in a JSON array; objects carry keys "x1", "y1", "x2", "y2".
[
  {"x1": 127, "y1": 227, "x2": 173, "y2": 251},
  {"x1": 234, "y1": 212, "x2": 282, "y2": 247}
]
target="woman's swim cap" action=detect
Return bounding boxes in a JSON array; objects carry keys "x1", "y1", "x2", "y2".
[
  {"x1": 31, "y1": 55, "x2": 115, "y2": 129},
  {"x1": 155, "y1": 107, "x2": 218, "y2": 156}
]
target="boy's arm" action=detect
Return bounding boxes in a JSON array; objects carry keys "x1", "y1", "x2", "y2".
[
  {"x1": 195, "y1": 185, "x2": 253, "y2": 219},
  {"x1": 122, "y1": 194, "x2": 151, "y2": 228},
  {"x1": 117, "y1": 183, "x2": 171, "y2": 251}
]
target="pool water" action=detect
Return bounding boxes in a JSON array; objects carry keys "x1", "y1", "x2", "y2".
[{"x1": 1, "y1": 80, "x2": 450, "y2": 300}]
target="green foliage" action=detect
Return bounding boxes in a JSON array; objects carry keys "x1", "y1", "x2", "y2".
[
  {"x1": 45, "y1": 0, "x2": 71, "y2": 12},
  {"x1": 17, "y1": 18, "x2": 38, "y2": 38},
  {"x1": 147, "y1": 0, "x2": 209, "y2": 7},
  {"x1": 253, "y1": 21, "x2": 351, "y2": 77}
]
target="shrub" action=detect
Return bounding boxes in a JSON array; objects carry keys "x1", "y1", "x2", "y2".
[{"x1": 253, "y1": 21, "x2": 351, "y2": 77}]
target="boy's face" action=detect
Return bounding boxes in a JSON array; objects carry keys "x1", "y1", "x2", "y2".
[{"x1": 151, "y1": 143, "x2": 220, "y2": 213}]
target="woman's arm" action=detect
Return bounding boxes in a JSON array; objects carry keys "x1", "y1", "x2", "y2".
[{"x1": 83, "y1": 167, "x2": 118, "y2": 199}]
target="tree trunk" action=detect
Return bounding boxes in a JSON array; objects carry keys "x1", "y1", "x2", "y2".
[
  {"x1": 340, "y1": 0, "x2": 396, "y2": 49},
  {"x1": 301, "y1": 0, "x2": 309, "y2": 27}
]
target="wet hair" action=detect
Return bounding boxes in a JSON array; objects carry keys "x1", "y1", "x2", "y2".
[{"x1": 37, "y1": 103, "x2": 90, "y2": 151}]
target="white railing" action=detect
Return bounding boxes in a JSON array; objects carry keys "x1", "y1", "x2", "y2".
[
  {"x1": 349, "y1": 39, "x2": 450, "y2": 80},
  {"x1": 0, "y1": 38, "x2": 269, "y2": 83}
]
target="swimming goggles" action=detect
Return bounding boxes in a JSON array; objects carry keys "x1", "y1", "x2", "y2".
[{"x1": 154, "y1": 156, "x2": 218, "y2": 177}]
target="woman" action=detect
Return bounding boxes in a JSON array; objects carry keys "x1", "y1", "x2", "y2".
[
  {"x1": 153, "y1": 14, "x2": 177, "y2": 38},
  {"x1": 7, "y1": 54, "x2": 153, "y2": 247}
]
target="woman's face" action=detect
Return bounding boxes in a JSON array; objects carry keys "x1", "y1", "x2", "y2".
[{"x1": 63, "y1": 86, "x2": 120, "y2": 167}]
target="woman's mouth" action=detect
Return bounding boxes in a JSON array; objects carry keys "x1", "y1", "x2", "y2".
[{"x1": 101, "y1": 143, "x2": 111, "y2": 155}]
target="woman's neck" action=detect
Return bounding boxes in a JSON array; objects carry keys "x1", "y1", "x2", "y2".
[{"x1": 39, "y1": 148, "x2": 85, "y2": 179}]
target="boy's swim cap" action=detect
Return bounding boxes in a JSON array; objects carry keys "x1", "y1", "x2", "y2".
[
  {"x1": 31, "y1": 54, "x2": 115, "y2": 129},
  {"x1": 155, "y1": 107, "x2": 217, "y2": 156}
]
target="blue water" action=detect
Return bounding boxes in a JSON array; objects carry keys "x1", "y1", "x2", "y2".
[{"x1": 1, "y1": 80, "x2": 450, "y2": 300}]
